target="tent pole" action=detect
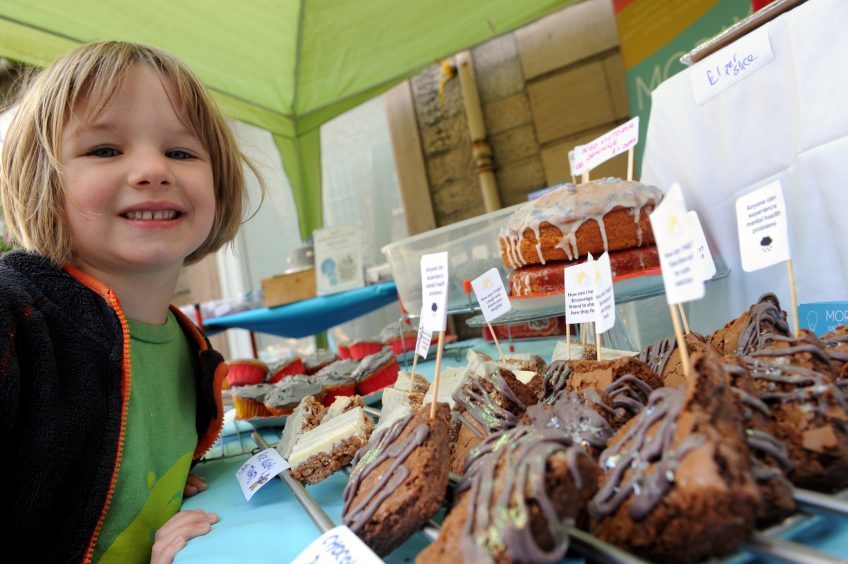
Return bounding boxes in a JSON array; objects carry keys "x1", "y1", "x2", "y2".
[{"x1": 456, "y1": 51, "x2": 501, "y2": 213}]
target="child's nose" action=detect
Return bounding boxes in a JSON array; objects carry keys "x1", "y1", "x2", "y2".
[{"x1": 128, "y1": 153, "x2": 175, "y2": 189}]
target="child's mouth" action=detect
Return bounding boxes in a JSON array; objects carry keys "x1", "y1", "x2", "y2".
[{"x1": 122, "y1": 210, "x2": 182, "y2": 220}]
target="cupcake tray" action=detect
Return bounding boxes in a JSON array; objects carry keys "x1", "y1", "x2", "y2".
[{"x1": 245, "y1": 405, "x2": 848, "y2": 564}]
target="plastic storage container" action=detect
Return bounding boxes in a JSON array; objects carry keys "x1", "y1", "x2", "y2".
[{"x1": 382, "y1": 203, "x2": 522, "y2": 314}]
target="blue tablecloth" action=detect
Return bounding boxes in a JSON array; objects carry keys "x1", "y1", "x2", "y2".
[{"x1": 202, "y1": 282, "x2": 398, "y2": 338}]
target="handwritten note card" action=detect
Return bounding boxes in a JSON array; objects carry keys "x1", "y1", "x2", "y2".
[
  {"x1": 594, "y1": 252, "x2": 615, "y2": 334},
  {"x1": 686, "y1": 210, "x2": 717, "y2": 281},
  {"x1": 415, "y1": 311, "x2": 433, "y2": 359},
  {"x1": 564, "y1": 257, "x2": 597, "y2": 324},
  {"x1": 471, "y1": 268, "x2": 511, "y2": 322},
  {"x1": 691, "y1": 26, "x2": 775, "y2": 105},
  {"x1": 649, "y1": 185, "x2": 705, "y2": 305},
  {"x1": 419, "y1": 252, "x2": 449, "y2": 331},
  {"x1": 570, "y1": 117, "x2": 639, "y2": 176},
  {"x1": 235, "y1": 448, "x2": 290, "y2": 501},
  {"x1": 735, "y1": 180, "x2": 790, "y2": 272},
  {"x1": 291, "y1": 525, "x2": 382, "y2": 564}
]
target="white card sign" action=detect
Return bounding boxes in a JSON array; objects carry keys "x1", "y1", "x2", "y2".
[
  {"x1": 691, "y1": 26, "x2": 775, "y2": 105},
  {"x1": 594, "y1": 252, "x2": 615, "y2": 333},
  {"x1": 313, "y1": 225, "x2": 365, "y2": 296},
  {"x1": 471, "y1": 268, "x2": 511, "y2": 322},
  {"x1": 291, "y1": 525, "x2": 382, "y2": 564},
  {"x1": 419, "y1": 252, "x2": 449, "y2": 331},
  {"x1": 570, "y1": 117, "x2": 639, "y2": 176},
  {"x1": 735, "y1": 180, "x2": 790, "y2": 272},
  {"x1": 686, "y1": 210, "x2": 717, "y2": 280},
  {"x1": 564, "y1": 257, "x2": 597, "y2": 324},
  {"x1": 415, "y1": 310, "x2": 433, "y2": 359},
  {"x1": 649, "y1": 185, "x2": 705, "y2": 305},
  {"x1": 235, "y1": 448, "x2": 290, "y2": 501}
]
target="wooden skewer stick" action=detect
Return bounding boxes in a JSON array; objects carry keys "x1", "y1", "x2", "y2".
[
  {"x1": 595, "y1": 327, "x2": 602, "y2": 361},
  {"x1": 786, "y1": 259, "x2": 800, "y2": 338},
  {"x1": 677, "y1": 303, "x2": 691, "y2": 334},
  {"x1": 582, "y1": 172, "x2": 590, "y2": 184},
  {"x1": 581, "y1": 323, "x2": 588, "y2": 347},
  {"x1": 627, "y1": 146, "x2": 635, "y2": 181},
  {"x1": 408, "y1": 353, "x2": 419, "y2": 395},
  {"x1": 487, "y1": 321, "x2": 505, "y2": 360},
  {"x1": 669, "y1": 304, "x2": 690, "y2": 379},
  {"x1": 429, "y1": 331, "x2": 446, "y2": 419},
  {"x1": 566, "y1": 327, "x2": 571, "y2": 360}
]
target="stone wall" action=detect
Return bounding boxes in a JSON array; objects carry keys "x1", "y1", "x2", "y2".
[{"x1": 407, "y1": 0, "x2": 630, "y2": 227}]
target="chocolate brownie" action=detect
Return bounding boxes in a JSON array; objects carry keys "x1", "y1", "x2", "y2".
[
  {"x1": 708, "y1": 293, "x2": 791, "y2": 355},
  {"x1": 822, "y1": 325, "x2": 848, "y2": 388},
  {"x1": 589, "y1": 352, "x2": 758, "y2": 562},
  {"x1": 538, "y1": 359, "x2": 572, "y2": 404},
  {"x1": 418, "y1": 424, "x2": 600, "y2": 563},
  {"x1": 723, "y1": 360, "x2": 795, "y2": 526},
  {"x1": 565, "y1": 357, "x2": 662, "y2": 428},
  {"x1": 343, "y1": 403, "x2": 450, "y2": 557},
  {"x1": 449, "y1": 364, "x2": 538, "y2": 474},
  {"x1": 638, "y1": 331, "x2": 717, "y2": 387},
  {"x1": 741, "y1": 333, "x2": 848, "y2": 491}
]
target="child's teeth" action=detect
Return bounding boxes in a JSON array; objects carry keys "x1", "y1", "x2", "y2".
[{"x1": 127, "y1": 210, "x2": 177, "y2": 220}]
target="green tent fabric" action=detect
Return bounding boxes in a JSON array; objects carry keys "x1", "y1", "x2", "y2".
[{"x1": 0, "y1": 0, "x2": 574, "y2": 240}]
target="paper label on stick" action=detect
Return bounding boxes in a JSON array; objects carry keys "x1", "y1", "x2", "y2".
[
  {"x1": 649, "y1": 185, "x2": 705, "y2": 305},
  {"x1": 471, "y1": 268, "x2": 511, "y2": 322},
  {"x1": 570, "y1": 117, "x2": 639, "y2": 176},
  {"x1": 235, "y1": 448, "x2": 290, "y2": 501},
  {"x1": 291, "y1": 525, "x2": 382, "y2": 564},
  {"x1": 594, "y1": 252, "x2": 615, "y2": 334},
  {"x1": 686, "y1": 210, "x2": 717, "y2": 281},
  {"x1": 415, "y1": 311, "x2": 433, "y2": 359},
  {"x1": 419, "y1": 252, "x2": 449, "y2": 331},
  {"x1": 690, "y1": 26, "x2": 775, "y2": 105},
  {"x1": 735, "y1": 180, "x2": 790, "y2": 272},
  {"x1": 564, "y1": 256, "x2": 597, "y2": 324}
]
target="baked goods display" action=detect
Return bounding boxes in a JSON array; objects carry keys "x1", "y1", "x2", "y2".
[
  {"x1": 497, "y1": 178, "x2": 663, "y2": 298},
  {"x1": 351, "y1": 347, "x2": 400, "y2": 395},
  {"x1": 303, "y1": 349, "x2": 339, "y2": 375},
  {"x1": 226, "y1": 358, "x2": 269, "y2": 387},
  {"x1": 267, "y1": 356, "x2": 305, "y2": 383}
]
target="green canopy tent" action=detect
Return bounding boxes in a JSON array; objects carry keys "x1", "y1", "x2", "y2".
[{"x1": 0, "y1": 0, "x2": 574, "y2": 240}]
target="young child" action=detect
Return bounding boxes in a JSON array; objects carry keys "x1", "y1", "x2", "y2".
[{"x1": 0, "y1": 41, "x2": 258, "y2": 563}]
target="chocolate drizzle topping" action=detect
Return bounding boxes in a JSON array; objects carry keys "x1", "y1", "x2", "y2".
[
  {"x1": 455, "y1": 425, "x2": 591, "y2": 562},
  {"x1": 638, "y1": 334, "x2": 678, "y2": 375},
  {"x1": 735, "y1": 293, "x2": 791, "y2": 355},
  {"x1": 590, "y1": 387, "x2": 706, "y2": 521},
  {"x1": 526, "y1": 392, "x2": 614, "y2": 452},
  {"x1": 541, "y1": 360, "x2": 571, "y2": 404},
  {"x1": 342, "y1": 412, "x2": 430, "y2": 532},
  {"x1": 452, "y1": 365, "x2": 528, "y2": 438},
  {"x1": 746, "y1": 429, "x2": 793, "y2": 480},
  {"x1": 604, "y1": 374, "x2": 653, "y2": 416}
]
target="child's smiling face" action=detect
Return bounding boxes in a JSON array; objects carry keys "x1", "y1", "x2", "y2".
[{"x1": 60, "y1": 64, "x2": 216, "y2": 277}]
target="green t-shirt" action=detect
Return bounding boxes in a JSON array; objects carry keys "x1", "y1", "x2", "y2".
[{"x1": 93, "y1": 311, "x2": 198, "y2": 563}]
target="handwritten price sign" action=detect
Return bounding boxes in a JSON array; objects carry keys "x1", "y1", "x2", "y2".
[
  {"x1": 691, "y1": 26, "x2": 775, "y2": 105},
  {"x1": 292, "y1": 526, "x2": 381, "y2": 564},
  {"x1": 570, "y1": 117, "x2": 639, "y2": 176}
]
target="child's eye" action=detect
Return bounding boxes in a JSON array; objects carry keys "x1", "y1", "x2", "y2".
[
  {"x1": 167, "y1": 149, "x2": 195, "y2": 160},
  {"x1": 89, "y1": 146, "x2": 120, "y2": 158}
]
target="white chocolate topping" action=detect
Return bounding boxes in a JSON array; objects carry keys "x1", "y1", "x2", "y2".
[{"x1": 288, "y1": 407, "x2": 371, "y2": 467}]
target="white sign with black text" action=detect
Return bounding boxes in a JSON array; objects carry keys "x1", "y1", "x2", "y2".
[
  {"x1": 235, "y1": 448, "x2": 290, "y2": 501},
  {"x1": 649, "y1": 185, "x2": 705, "y2": 305},
  {"x1": 735, "y1": 180, "x2": 790, "y2": 272},
  {"x1": 415, "y1": 308, "x2": 433, "y2": 359},
  {"x1": 564, "y1": 256, "x2": 598, "y2": 324},
  {"x1": 291, "y1": 525, "x2": 382, "y2": 564},
  {"x1": 570, "y1": 117, "x2": 639, "y2": 176},
  {"x1": 470, "y1": 268, "x2": 511, "y2": 322},
  {"x1": 594, "y1": 252, "x2": 615, "y2": 333},
  {"x1": 686, "y1": 210, "x2": 717, "y2": 280},
  {"x1": 419, "y1": 252, "x2": 449, "y2": 331}
]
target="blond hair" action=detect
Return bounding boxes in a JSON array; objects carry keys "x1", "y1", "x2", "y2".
[{"x1": 1, "y1": 40, "x2": 259, "y2": 265}]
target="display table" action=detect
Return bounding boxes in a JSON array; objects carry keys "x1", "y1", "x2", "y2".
[
  {"x1": 201, "y1": 282, "x2": 398, "y2": 339},
  {"x1": 177, "y1": 337, "x2": 848, "y2": 563}
]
